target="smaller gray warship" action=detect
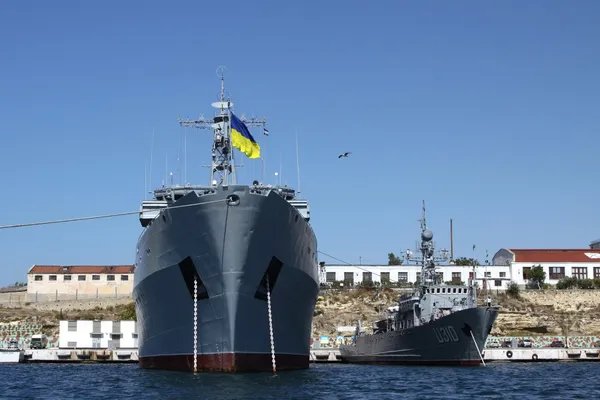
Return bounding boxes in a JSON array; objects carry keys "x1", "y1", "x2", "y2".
[{"x1": 339, "y1": 201, "x2": 498, "y2": 366}]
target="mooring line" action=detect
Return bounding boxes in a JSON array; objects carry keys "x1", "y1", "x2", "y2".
[
  {"x1": 0, "y1": 198, "x2": 229, "y2": 230},
  {"x1": 470, "y1": 330, "x2": 486, "y2": 366}
]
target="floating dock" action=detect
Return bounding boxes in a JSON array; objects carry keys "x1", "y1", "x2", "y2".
[{"x1": 21, "y1": 349, "x2": 138, "y2": 363}]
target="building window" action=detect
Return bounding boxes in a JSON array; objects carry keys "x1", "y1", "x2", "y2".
[
  {"x1": 572, "y1": 267, "x2": 587, "y2": 280},
  {"x1": 362, "y1": 272, "x2": 372, "y2": 282},
  {"x1": 67, "y1": 321, "x2": 77, "y2": 332},
  {"x1": 380, "y1": 272, "x2": 390, "y2": 283},
  {"x1": 107, "y1": 275, "x2": 115, "y2": 281},
  {"x1": 92, "y1": 275, "x2": 100, "y2": 281},
  {"x1": 595, "y1": 267, "x2": 600, "y2": 279},
  {"x1": 121, "y1": 275, "x2": 129, "y2": 281},
  {"x1": 469, "y1": 272, "x2": 473, "y2": 280},
  {"x1": 64, "y1": 275, "x2": 71, "y2": 281},
  {"x1": 34, "y1": 275, "x2": 43, "y2": 281},
  {"x1": 452, "y1": 272, "x2": 461, "y2": 282},
  {"x1": 549, "y1": 267, "x2": 565, "y2": 280},
  {"x1": 49, "y1": 275, "x2": 57, "y2": 281},
  {"x1": 494, "y1": 280, "x2": 502, "y2": 287},
  {"x1": 499, "y1": 272, "x2": 506, "y2": 278},
  {"x1": 344, "y1": 272, "x2": 354, "y2": 285},
  {"x1": 522, "y1": 267, "x2": 531, "y2": 280},
  {"x1": 484, "y1": 272, "x2": 491, "y2": 278},
  {"x1": 326, "y1": 272, "x2": 335, "y2": 283},
  {"x1": 398, "y1": 272, "x2": 408, "y2": 282},
  {"x1": 78, "y1": 275, "x2": 86, "y2": 281}
]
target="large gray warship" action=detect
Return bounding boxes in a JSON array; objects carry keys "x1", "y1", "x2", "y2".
[
  {"x1": 134, "y1": 68, "x2": 319, "y2": 372},
  {"x1": 339, "y1": 201, "x2": 498, "y2": 366}
]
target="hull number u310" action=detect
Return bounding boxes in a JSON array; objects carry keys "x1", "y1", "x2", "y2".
[{"x1": 433, "y1": 326, "x2": 459, "y2": 343}]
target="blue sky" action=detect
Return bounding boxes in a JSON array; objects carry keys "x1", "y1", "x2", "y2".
[{"x1": 0, "y1": 1, "x2": 599, "y2": 286}]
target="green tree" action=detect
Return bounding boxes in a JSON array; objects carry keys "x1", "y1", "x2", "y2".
[
  {"x1": 525, "y1": 264, "x2": 546, "y2": 289},
  {"x1": 387, "y1": 252, "x2": 402, "y2": 265},
  {"x1": 506, "y1": 281, "x2": 520, "y2": 298},
  {"x1": 453, "y1": 257, "x2": 479, "y2": 266},
  {"x1": 119, "y1": 302, "x2": 137, "y2": 320}
]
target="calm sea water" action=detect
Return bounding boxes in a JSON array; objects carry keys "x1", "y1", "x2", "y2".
[{"x1": 0, "y1": 362, "x2": 598, "y2": 399}]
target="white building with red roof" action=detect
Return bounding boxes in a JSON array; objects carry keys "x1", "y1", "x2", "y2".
[
  {"x1": 26, "y1": 265, "x2": 135, "y2": 302},
  {"x1": 492, "y1": 249, "x2": 600, "y2": 286}
]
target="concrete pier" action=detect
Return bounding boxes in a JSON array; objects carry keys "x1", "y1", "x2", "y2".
[
  {"x1": 22, "y1": 349, "x2": 338, "y2": 364},
  {"x1": 310, "y1": 349, "x2": 342, "y2": 362},
  {"x1": 483, "y1": 347, "x2": 600, "y2": 362},
  {"x1": 13, "y1": 347, "x2": 600, "y2": 364},
  {"x1": 23, "y1": 349, "x2": 138, "y2": 363},
  {"x1": 309, "y1": 348, "x2": 600, "y2": 363}
]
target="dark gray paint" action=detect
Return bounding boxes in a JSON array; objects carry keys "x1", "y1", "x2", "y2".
[{"x1": 134, "y1": 185, "x2": 319, "y2": 360}]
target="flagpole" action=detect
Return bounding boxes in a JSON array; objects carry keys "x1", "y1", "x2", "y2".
[
  {"x1": 263, "y1": 138, "x2": 267, "y2": 184},
  {"x1": 261, "y1": 127, "x2": 269, "y2": 184}
]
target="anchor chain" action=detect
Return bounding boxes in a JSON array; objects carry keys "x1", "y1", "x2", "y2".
[
  {"x1": 194, "y1": 278, "x2": 198, "y2": 373},
  {"x1": 266, "y1": 275, "x2": 276, "y2": 375}
]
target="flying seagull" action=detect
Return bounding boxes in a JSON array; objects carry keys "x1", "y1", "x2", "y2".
[{"x1": 338, "y1": 152, "x2": 351, "y2": 158}]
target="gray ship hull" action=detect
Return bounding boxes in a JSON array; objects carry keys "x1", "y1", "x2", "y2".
[
  {"x1": 133, "y1": 185, "x2": 319, "y2": 372},
  {"x1": 339, "y1": 306, "x2": 498, "y2": 366}
]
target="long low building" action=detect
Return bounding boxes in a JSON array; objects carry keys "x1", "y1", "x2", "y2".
[
  {"x1": 321, "y1": 263, "x2": 510, "y2": 290},
  {"x1": 321, "y1": 248, "x2": 600, "y2": 291},
  {"x1": 27, "y1": 265, "x2": 135, "y2": 301}
]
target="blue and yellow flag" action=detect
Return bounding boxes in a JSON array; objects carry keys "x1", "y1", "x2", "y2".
[{"x1": 230, "y1": 112, "x2": 260, "y2": 159}]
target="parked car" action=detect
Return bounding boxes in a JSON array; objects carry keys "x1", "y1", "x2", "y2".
[
  {"x1": 519, "y1": 339, "x2": 533, "y2": 348},
  {"x1": 549, "y1": 340, "x2": 565, "y2": 348}
]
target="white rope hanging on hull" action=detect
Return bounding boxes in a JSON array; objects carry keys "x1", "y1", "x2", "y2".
[
  {"x1": 266, "y1": 275, "x2": 277, "y2": 375},
  {"x1": 194, "y1": 278, "x2": 198, "y2": 373}
]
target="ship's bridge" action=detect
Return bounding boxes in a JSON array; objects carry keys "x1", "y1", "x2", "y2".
[{"x1": 419, "y1": 284, "x2": 474, "y2": 321}]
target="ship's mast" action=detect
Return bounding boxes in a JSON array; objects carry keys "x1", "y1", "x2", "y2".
[
  {"x1": 177, "y1": 66, "x2": 267, "y2": 187},
  {"x1": 405, "y1": 201, "x2": 450, "y2": 291}
]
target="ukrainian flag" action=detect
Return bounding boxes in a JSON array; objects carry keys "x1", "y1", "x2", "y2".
[{"x1": 230, "y1": 112, "x2": 261, "y2": 159}]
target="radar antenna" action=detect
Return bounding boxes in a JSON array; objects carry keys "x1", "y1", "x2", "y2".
[
  {"x1": 405, "y1": 200, "x2": 450, "y2": 288},
  {"x1": 177, "y1": 66, "x2": 267, "y2": 187}
]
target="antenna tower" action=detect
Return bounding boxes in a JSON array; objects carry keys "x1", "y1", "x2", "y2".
[
  {"x1": 177, "y1": 66, "x2": 267, "y2": 187},
  {"x1": 405, "y1": 201, "x2": 450, "y2": 288}
]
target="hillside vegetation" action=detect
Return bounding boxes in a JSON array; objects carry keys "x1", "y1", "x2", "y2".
[{"x1": 3, "y1": 288, "x2": 600, "y2": 340}]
